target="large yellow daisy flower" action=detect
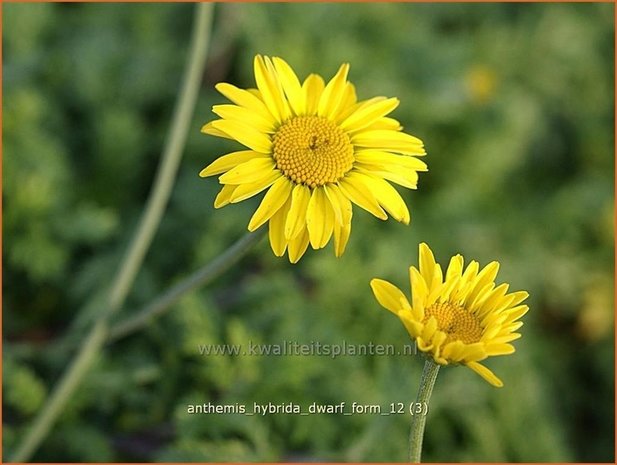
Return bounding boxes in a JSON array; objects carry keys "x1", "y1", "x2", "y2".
[
  {"x1": 370, "y1": 243, "x2": 529, "y2": 387},
  {"x1": 200, "y1": 55, "x2": 427, "y2": 263}
]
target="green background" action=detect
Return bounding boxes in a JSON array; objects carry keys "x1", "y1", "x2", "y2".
[{"x1": 3, "y1": 2, "x2": 614, "y2": 462}]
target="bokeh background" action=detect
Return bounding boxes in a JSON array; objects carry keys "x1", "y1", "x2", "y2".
[{"x1": 3, "y1": 2, "x2": 614, "y2": 462}]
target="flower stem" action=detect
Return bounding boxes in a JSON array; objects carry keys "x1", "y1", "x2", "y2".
[
  {"x1": 108, "y1": 229, "x2": 266, "y2": 342},
  {"x1": 9, "y1": 4, "x2": 213, "y2": 462},
  {"x1": 107, "y1": 1, "x2": 213, "y2": 317},
  {"x1": 409, "y1": 359, "x2": 440, "y2": 463}
]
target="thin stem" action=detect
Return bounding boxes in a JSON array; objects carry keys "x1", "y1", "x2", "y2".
[
  {"x1": 409, "y1": 359, "x2": 440, "y2": 463},
  {"x1": 108, "y1": 229, "x2": 266, "y2": 342},
  {"x1": 108, "y1": 2, "x2": 213, "y2": 316},
  {"x1": 9, "y1": 5, "x2": 213, "y2": 462},
  {"x1": 8, "y1": 320, "x2": 108, "y2": 463},
  {"x1": 47, "y1": 230, "x2": 266, "y2": 354}
]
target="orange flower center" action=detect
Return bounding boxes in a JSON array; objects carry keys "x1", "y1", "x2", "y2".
[
  {"x1": 272, "y1": 116, "x2": 354, "y2": 188},
  {"x1": 423, "y1": 301, "x2": 483, "y2": 344}
]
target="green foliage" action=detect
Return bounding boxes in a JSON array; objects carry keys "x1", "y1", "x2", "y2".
[
  {"x1": 3, "y1": 357, "x2": 47, "y2": 417},
  {"x1": 3, "y1": 2, "x2": 613, "y2": 462}
]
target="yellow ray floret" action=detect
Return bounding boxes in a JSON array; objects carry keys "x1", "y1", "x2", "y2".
[
  {"x1": 370, "y1": 243, "x2": 529, "y2": 387},
  {"x1": 200, "y1": 54, "x2": 427, "y2": 263}
]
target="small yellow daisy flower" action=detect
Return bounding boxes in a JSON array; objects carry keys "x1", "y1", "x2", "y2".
[
  {"x1": 200, "y1": 55, "x2": 427, "y2": 263},
  {"x1": 370, "y1": 243, "x2": 529, "y2": 387}
]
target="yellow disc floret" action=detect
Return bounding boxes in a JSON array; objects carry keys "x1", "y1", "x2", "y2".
[
  {"x1": 424, "y1": 301, "x2": 483, "y2": 345},
  {"x1": 272, "y1": 115, "x2": 354, "y2": 188}
]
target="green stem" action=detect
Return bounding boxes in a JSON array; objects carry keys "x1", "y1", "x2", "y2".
[
  {"x1": 108, "y1": 229, "x2": 266, "y2": 342},
  {"x1": 9, "y1": 5, "x2": 213, "y2": 462},
  {"x1": 409, "y1": 359, "x2": 440, "y2": 463},
  {"x1": 8, "y1": 320, "x2": 108, "y2": 462},
  {"x1": 108, "y1": 2, "x2": 213, "y2": 316},
  {"x1": 46, "y1": 231, "x2": 266, "y2": 354}
]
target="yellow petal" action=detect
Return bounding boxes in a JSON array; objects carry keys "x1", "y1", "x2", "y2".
[
  {"x1": 480, "y1": 324, "x2": 500, "y2": 344},
  {"x1": 356, "y1": 165, "x2": 420, "y2": 190},
  {"x1": 229, "y1": 170, "x2": 281, "y2": 203},
  {"x1": 354, "y1": 150, "x2": 428, "y2": 171},
  {"x1": 306, "y1": 188, "x2": 334, "y2": 249},
  {"x1": 503, "y1": 321, "x2": 524, "y2": 333},
  {"x1": 467, "y1": 361, "x2": 504, "y2": 387},
  {"x1": 323, "y1": 184, "x2": 342, "y2": 225},
  {"x1": 330, "y1": 184, "x2": 353, "y2": 225},
  {"x1": 272, "y1": 56, "x2": 305, "y2": 116},
  {"x1": 357, "y1": 174, "x2": 410, "y2": 224},
  {"x1": 486, "y1": 310, "x2": 511, "y2": 329},
  {"x1": 254, "y1": 55, "x2": 290, "y2": 123},
  {"x1": 210, "y1": 120, "x2": 272, "y2": 154},
  {"x1": 442, "y1": 341, "x2": 465, "y2": 362},
  {"x1": 213, "y1": 184, "x2": 237, "y2": 208},
  {"x1": 399, "y1": 313, "x2": 424, "y2": 339},
  {"x1": 423, "y1": 316, "x2": 438, "y2": 342},
  {"x1": 351, "y1": 129, "x2": 425, "y2": 155},
  {"x1": 330, "y1": 186, "x2": 353, "y2": 256},
  {"x1": 340, "y1": 97, "x2": 399, "y2": 132},
  {"x1": 410, "y1": 264, "x2": 428, "y2": 298},
  {"x1": 337, "y1": 96, "x2": 384, "y2": 123},
  {"x1": 284, "y1": 184, "x2": 311, "y2": 240},
  {"x1": 503, "y1": 304, "x2": 529, "y2": 324},
  {"x1": 494, "y1": 293, "x2": 522, "y2": 316},
  {"x1": 338, "y1": 173, "x2": 387, "y2": 220},
  {"x1": 419, "y1": 243, "x2": 440, "y2": 287},
  {"x1": 370, "y1": 278, "x2": 410, "y2": 315},
  {"x1": 459, "y1": 264, "x2": 481, "y2": 300},
  {"x1": 468, "y1": 282, "x2": 495, "y2": 313},
  {"x1": 332, "y1": 82, "x2": 358, "y2": 121},
  {"x1": 361, "y1": 116, "x2": 402, "y2": 132},
  {"x1": 445, "y1": 254, "x2": 464, "y2": 282},
  {"x1": 478, "y1": 283, "x2": 510, "y2": 317},
  {"x1": 212, "y1": 104, "x2": 275, "y2": 133},
  {"x1": 492, "y1": 332, "x2": 522, "y2": 344},
  {"x1": 485, "y1": 343, "x2": 515, "y2": 356},
  {"x1": 431, "y1": 332, "x2": 448, "y2": 358},
  {"x1": 317, "y1": 63, "x2": 350, "y2": 119},
  {"x1": 409, "y1": 266, "x2": 433, "y2": 321},
  {"x1": 468, "y1": 261, "x2": 500, "y2": 299},
  {"x1": 219, "y1": 158, "x2": 276, "y2": 184},
  {"x1": 268, "y1": 196, "x2": 291, "y2": 257},
  {"x1": 508, "y1": 291, "x2": 530, "y2": 307},
  {"x1": 459, "y1": 342, "x2": 487, "y2": 362},
  {"x1": 200, "y1": 151, "x2": 268, "y2": 178},
  {"x1": 302, "y1": 73, "x2": 325, "y2": 115},
  {"x1": 264, "y1": 56, "x2": 292, "y2": 118},
  {"x1": 333, "y1": 220, "x2": 351, "y2": 257},
  {"x1": 416, "y1": 337, "x2": 434, "y2": 353},
  {"x1": 288, "y1": 227, "x2": 310, "y2": 263},
  {"x1": 201, "y1": 120, "x2": 234, "y2": 139},
  {"x1": 215, "y1": 82, "x2": 274, "y2": 122},
  {"x1": 248, "y1": 177, "x2": 293, "y2": 231}
]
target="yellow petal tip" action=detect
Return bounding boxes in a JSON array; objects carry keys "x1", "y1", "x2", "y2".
[{"x1": 199, "y1": 167, "x2": 215, "y2": 178}]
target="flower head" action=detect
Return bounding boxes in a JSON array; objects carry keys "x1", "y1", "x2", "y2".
[
  {"x1": 200, "y1": 55, "x2": 427, "y2": 263},
  {"x1": 370, "y1": 243, "x2": 529, "y2": 387}
]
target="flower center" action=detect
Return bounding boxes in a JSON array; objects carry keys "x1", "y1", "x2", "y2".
[
  {"x1": 272, "y1": 116, "x2": 354, "y2": 188},
  {"x1": 424, "y1": 301, "x2": 483, "y2": 344}
]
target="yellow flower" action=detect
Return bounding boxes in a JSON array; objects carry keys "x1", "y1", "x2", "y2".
[
  {"x1": 465, "y1": 64, "x2": 497, "y2": 105},
  {"x1": 200, "y1": 55, "x2": 427, "y2": 263},
  {"x1": 370, "y1": 243, "x2": 529, "y2": 387}
]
